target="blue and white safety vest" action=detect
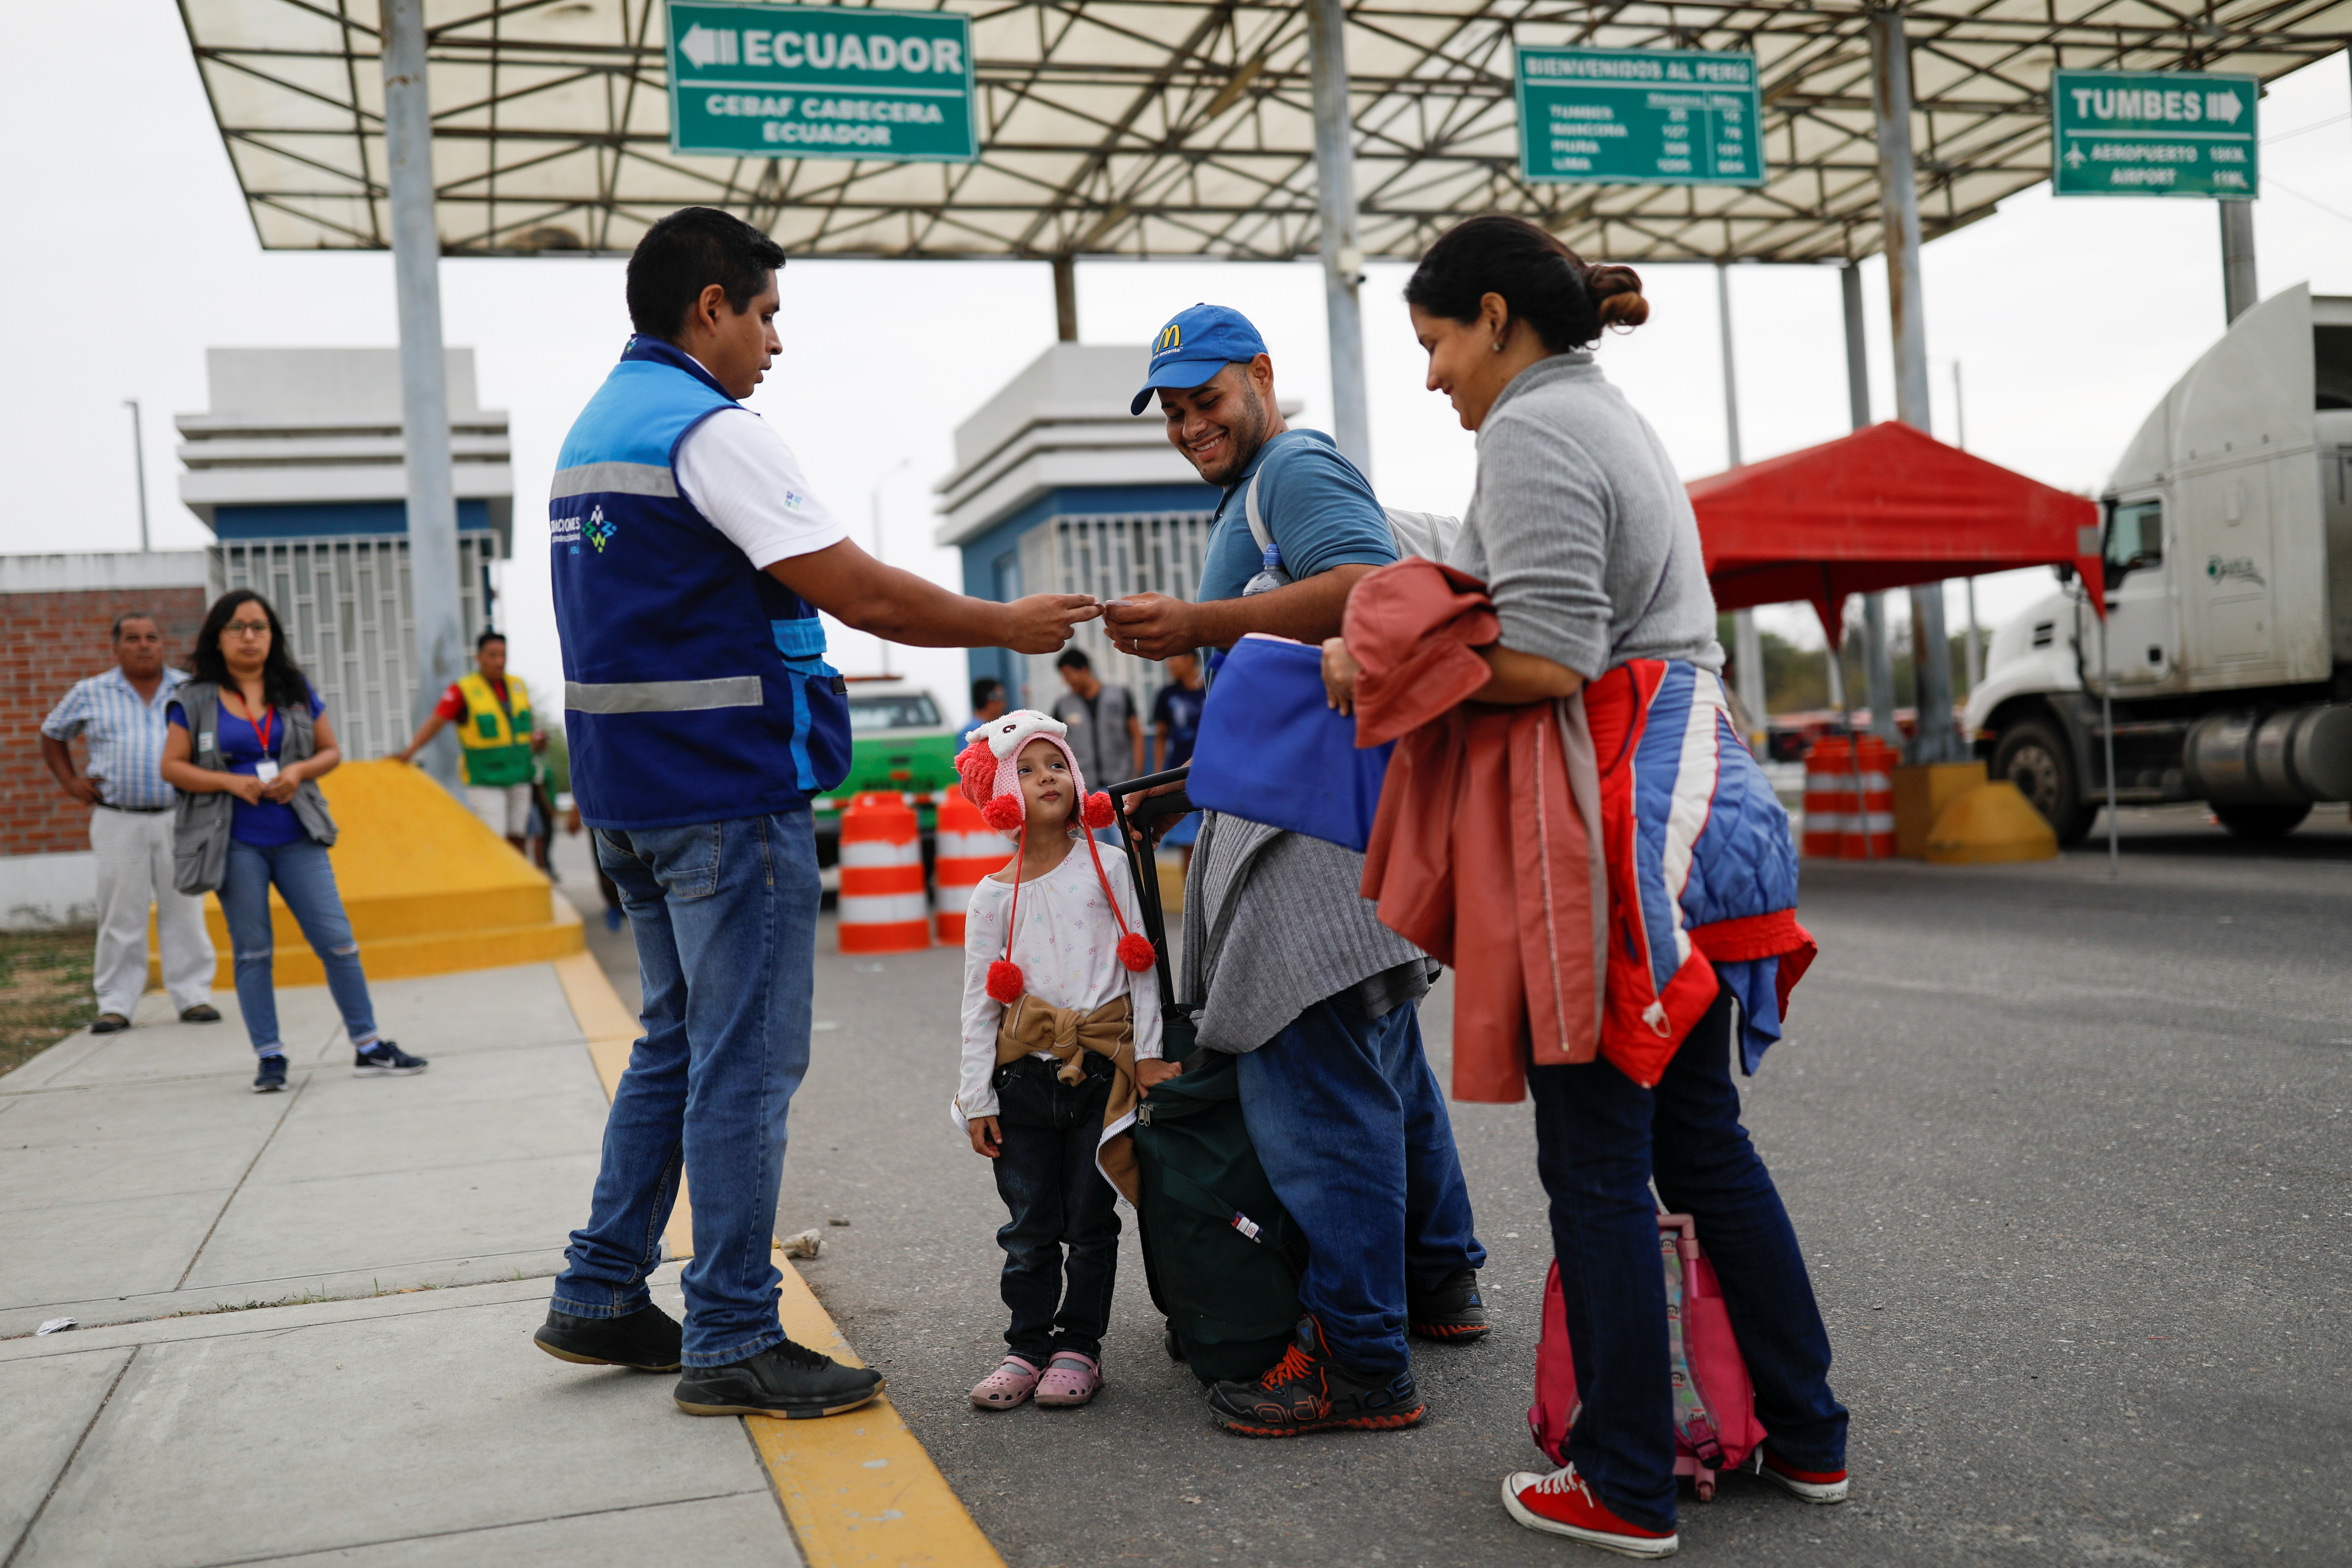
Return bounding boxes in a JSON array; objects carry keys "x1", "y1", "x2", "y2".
[{"x1": 549, "y1": 336, "x2": 852, "y2": 830}]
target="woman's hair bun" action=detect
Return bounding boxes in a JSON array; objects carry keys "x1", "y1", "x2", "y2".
[{"x1": 1584, "y1": 264, "x2": 1649, "y2": 329}]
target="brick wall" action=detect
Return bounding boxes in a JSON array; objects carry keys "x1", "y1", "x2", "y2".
[{"x1": 1, "y1": 588, "x2": 208, "y2": 858}]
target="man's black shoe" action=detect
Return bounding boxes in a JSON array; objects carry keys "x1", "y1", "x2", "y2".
[
  {"x1": 533, "y1": 1303, "x2": 683, "y2": 1372},
  {"x1": 1408, "y1": 1268, "x2": 1491, "y2": 1343},
  {"x1": 1206, "y1": 1315, "x2": 1425, "y2": 1438},
  {"x1": 673, "y1": 1337, "x2": 884, "y2": 1418}
]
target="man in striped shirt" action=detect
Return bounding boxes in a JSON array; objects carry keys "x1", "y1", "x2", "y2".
[{"x1": 40, "y1": 614, "x2": 218, "y2": 1033}]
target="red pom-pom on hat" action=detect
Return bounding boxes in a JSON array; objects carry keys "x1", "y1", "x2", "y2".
[
  {"x1": 1082, "y1": 792, "x2": 1115, "y2": 831},
  {"x1": 981, "y1": 794, "x2": 1025, "y2": 832},
  {"x1": 1116, "y1": 932, "x2": 1156, "y2": 973},
  {"x1": 986, "y1": 959, "x2": 1025, "y2": 1004}
]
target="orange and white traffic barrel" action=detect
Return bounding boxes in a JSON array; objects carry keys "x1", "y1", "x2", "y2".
[
  {"x1": 838, "y1": 792, "x2": 930, "y2": 953},
  {"x1": 1847, "y1": 736, "x2": 1899, "y2": 859},
  {"x1": 1801, "y1": 737, "x2": 1854, "y2": 858},
  {"x1": 932, "y1": 790, "x2": 1010, "y2": 945}
]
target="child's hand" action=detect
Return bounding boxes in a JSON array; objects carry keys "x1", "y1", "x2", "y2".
[
  {"x1": 968, "y1": 1115, "x2": 1002, "y2": 1158},
  {"x1": 1135, "y1": 1059, "x2": 1183, "y2": 1095}
]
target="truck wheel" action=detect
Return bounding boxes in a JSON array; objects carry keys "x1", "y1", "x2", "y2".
[
  {"x1": 1991, "y1": 718, "x2": 2092, "y2": 846},
  {"x1": 2211, "y1": 802, "x2": 2311, "y2": 840}
]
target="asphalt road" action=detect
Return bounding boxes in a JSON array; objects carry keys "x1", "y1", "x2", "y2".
[{"x1": 561, "y1": 807, "x2": 2352, "y2": 1566}]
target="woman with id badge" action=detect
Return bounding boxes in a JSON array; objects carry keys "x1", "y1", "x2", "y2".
[{"x1": 162, "y1": 589, "x2": 426, "y2": 1093}]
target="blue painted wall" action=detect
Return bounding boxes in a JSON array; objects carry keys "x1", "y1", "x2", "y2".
[{"x1": 211, "y1": 501, "x2": 494, "y2": 539}]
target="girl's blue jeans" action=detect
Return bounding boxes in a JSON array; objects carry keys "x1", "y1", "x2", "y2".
[{"x1": 217, "y1": 837, "x2": 378, "y2": 1057}]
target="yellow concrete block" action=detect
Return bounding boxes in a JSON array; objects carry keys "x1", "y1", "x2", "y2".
[
  {"x1": 1923, "y1": 781, "x2": 2060, "y2": 864},
  {"x1": 1893, "y1": 761, "x2": 1987, "y2": 859},
  {"x1": 1157, "y1": 857, "x2": 1186, "y2": 916}
]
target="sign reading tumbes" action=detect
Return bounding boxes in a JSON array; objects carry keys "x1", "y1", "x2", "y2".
[
  {"x1": 1514, "y1": 47, "x2": 1764, "y2": 188},
  {"x1": 2050, "y1": 70, "x2": 2258, "y2": 199},
  {"x1": 666, "y1": 1, "x2": 977, "y2": 163}
]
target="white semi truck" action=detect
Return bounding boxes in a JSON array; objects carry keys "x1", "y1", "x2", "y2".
[{"x1": 1965, "y1": 283, "x2": 2352, "y2": 842}]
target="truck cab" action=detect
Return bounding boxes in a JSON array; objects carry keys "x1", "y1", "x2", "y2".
[{"x1": 1968, "y1": 284, "x2": 2352, "y2": 842}]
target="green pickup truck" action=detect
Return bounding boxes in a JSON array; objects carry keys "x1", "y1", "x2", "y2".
[{"x1": 811, "y1": 677, "x2": 964, "y2": 868}]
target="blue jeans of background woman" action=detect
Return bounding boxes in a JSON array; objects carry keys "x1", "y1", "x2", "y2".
[
  {"x1": 216, "y1": 837, "x2": 379, "y2": 1057},
  {"x1": 1530, "y1": 983, "x2": 1847, "y2": 1533}
]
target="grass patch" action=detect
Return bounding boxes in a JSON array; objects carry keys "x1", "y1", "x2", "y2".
[{"x1": 0, "y1": 925, "x2": 97, "y2": 1078}]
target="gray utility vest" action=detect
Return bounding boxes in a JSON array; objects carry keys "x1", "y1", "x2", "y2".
[{"x1": 172, "y1": 682, "x2": 338, "y2": 895}]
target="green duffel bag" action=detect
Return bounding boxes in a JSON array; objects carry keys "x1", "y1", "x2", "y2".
[{"x1": 1131, "y1": 1036, "x2": 1307, "y2": 1386}]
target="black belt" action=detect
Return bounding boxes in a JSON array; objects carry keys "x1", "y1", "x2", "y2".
[{"x1": 95, "y1": 802, "x2": 171, "y2": 814}]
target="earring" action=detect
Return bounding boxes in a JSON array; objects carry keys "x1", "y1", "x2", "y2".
[{"x1": 1491, "y1": 341, "x2": 1505, "y2": 352}]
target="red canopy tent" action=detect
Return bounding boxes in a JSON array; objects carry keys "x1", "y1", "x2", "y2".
[{"x1": 1688, "y1": 421, "x2": 2102, "y2": 648}]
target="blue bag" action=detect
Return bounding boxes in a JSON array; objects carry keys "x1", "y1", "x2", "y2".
[{"x1": 1187, "y1": 635, "x2": 1393, "y2": 852}]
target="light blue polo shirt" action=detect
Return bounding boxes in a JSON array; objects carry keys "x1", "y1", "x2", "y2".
[{"x1": 1196, "y1": 428, "x2": 1397, "y2": 603}]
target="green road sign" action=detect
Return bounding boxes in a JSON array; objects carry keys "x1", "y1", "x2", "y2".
[
  {"x1": 2051, "y1": 70, "x2": 2258, "y2": 200},
  {"x1": 666, "y1": 2, "x2": 976, "y2": 163},
  {"x1": 1515, "y1": 47, "x2": 1764, "y2": 188}
]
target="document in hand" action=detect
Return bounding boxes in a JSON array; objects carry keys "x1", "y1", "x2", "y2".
[{"x1": 1186, "y1": 634, "x2": 1393, "y2": 852}]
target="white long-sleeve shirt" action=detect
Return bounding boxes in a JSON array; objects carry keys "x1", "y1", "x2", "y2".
[{"x1": 956, "y1": 841, "x2": 1162, "y2": 1121}]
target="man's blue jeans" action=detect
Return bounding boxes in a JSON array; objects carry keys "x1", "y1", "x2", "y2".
[
  {"x1": 552, "y1": 812, "x2": 820, "y2": 1368},
  {"x1": 1236, "y1": 996, "x2": 1485, "y2": 1378},
  {"x1": 1530, "y1": 983, "x2": 1848, "y2": 1533},
  {"x1": 217, "y1": 837, "x2": 378, "y2": 1057}
]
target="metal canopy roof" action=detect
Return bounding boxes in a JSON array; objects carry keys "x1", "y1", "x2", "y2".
[{"x1": 180, "y1": 0, "x2": 2351, "y2": 265}]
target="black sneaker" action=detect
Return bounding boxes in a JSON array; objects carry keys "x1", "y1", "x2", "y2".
[
  {"x1": 353, "y1": 1041, "x2": 428, "y2": 1077},
  {"x1": 91, "y1": 1012, "x2": 131, "y2": 1034},
  {"x1": 673, "y1": 1337, "x2": 885, "y2": 1419},
  {"x1": 1206, "y1": 1316, "x2": 1426, "y2": 1438},
  {"x1": 533, "y1": 1303, "x2": 683, "y2": 1372},
  {"x1": 1409, "y1": 1268, "x2": 1491, "y2": 1343},
  {"x1": 252, "y1": 1054, "x2": 288, "y2": 1093}
]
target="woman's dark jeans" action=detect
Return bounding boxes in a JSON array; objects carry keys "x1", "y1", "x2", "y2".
[
  {"x1": 991, "y1": 1053, "x2": 1122, "y2": 1363},
  {"x1": 1530, "y1": 983, "x2": 1847, "y2": 1532}
]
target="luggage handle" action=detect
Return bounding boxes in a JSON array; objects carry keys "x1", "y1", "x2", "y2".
[{"x1": 1108, "y1": 765, "x2": 1192, "y2": 1006}]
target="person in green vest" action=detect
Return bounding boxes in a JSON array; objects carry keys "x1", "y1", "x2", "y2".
[{"x1": 393, "y1": 630, "x2": 546, "y2": 852}]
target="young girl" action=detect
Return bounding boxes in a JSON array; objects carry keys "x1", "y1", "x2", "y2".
[{"x1": 952, "y1": 709, "x2": 1174, "y2": 1411}]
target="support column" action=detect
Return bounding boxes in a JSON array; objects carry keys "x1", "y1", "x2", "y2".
[
  {"x1": 1870, "y1": 6, "x2": 1958, "y2": 763},
  {"x1": 1306, "y1": 0, "x2": 1370, "y2": 472},
  {"x1": 1841, "y1": 261, "x2": 1897, "y2": 745},
  {"x1": 1052, "y1": 254, "x2": 1079, "y2": 342},
  {"x1": 383, "y1": 0, "x2": 463, "y2": 791},
  {"x1": 2219, "y1": 201, "x2": 2258, "y2": 324},
  {"x1": 1718, "y1": 263, "x2": 1766, "y2": 751}
]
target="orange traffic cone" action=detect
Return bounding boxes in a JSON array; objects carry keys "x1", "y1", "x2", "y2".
[
  {"x1": 838, "y1": 792, "x2": 930, "y2": 953},
  {"x1": 932, "y1": 790, "x2": 1009, "y2": 945}
]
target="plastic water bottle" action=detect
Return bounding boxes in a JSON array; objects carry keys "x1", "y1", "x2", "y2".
[{"x1": 1244, "y1": 539, "x2": 1292, "y2": 597}]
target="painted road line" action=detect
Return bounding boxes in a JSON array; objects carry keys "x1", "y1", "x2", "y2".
[{"x1": 550, "y1": 953, "x2": 1004, "y2": 1568}]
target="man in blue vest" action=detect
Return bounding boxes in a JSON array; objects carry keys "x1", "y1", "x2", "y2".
[{"x1": 534, "y1": 207, "x2": 1098, "y2": 1419}]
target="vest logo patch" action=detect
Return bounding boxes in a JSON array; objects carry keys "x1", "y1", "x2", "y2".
[{"x1": 586, "y1": 505, "x2": 617, "y2": 552}]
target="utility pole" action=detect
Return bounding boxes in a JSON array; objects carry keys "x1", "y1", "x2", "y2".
[
  {"x1": 1305, "y1": 0, "x2": 1370, "y2": 474},
  {"x1": 1718, "y1": 262, "x2": 1766, "y2": 753},
  {"x1": 382, "y1": 0, "x2": 464, "y2": 792},
  {"x1": 1051, "y1": 254, "x2": 1079, "y2": 342},
  {"x1": 2219, "y1": 201, "x2": 2258, "y2": 324},
  {"x1": 1870, "y1": 5, "x2": 1960, "y2": 764},
  {"x1": 1841, "y1": 262, "x2": 1897, "y2": 746},
  {"x1": 122, "y1": 400, "x2": 150, "y2": 553}
]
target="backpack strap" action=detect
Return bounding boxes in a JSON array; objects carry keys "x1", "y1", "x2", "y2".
[{"x1": 1241, "y1": 433, "x2": 1342, "y2": 565}]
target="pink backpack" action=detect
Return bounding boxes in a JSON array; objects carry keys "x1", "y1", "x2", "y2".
[{"x1": 1528, "y1": 1211, "x2": 1767, "y2": 1501}]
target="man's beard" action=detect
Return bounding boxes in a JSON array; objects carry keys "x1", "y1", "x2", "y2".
[{"x1": 1205, "y1": 382, "x2": 1269, "y2": 485}]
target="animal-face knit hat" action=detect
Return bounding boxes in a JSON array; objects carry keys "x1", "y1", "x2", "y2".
[{"x1": 954, "y1": 709, "x2": 1153, "y2": 1004}]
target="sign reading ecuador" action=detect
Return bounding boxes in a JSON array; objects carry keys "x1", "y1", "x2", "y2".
[
  {"x1": 1515, "y1": 47, "x2": 1764, "y2": 188},
  {"x1": 666, "y1": 2, "x2": 976, "y2": 163},
  {"x1": 2050, "y1": 70, "x2": 2258, "y2": 200}
]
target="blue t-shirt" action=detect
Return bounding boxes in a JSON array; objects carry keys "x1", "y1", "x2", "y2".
[
  {"x1": 1195, "y1": 428, "x2": 1398, "y2": 604},
  {"x1": 168, "y1": 687, "x2": 327, "y2": 846},
  {"x1": 1153, "y1": 682, "x2": 1205, "y2": 768}
]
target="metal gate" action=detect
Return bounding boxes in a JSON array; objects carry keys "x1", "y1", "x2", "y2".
[
  {"x1": 1017, "y1": 511, "x2": 1214, "y2": 732},
  {"x1": 211, "y1": 535, "x2": 494, "y2": 761}
]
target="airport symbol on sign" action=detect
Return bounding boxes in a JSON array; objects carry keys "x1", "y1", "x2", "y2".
[
  {"x1": 1514, "y1": 47, "x2": 1765, "y2": 188},
  {"x1": 665, "y1": 1, "x2": 977, "y2": 163},
  {"x1": 2050, "y1": 70, "x2": 2258, "y2": 200}
]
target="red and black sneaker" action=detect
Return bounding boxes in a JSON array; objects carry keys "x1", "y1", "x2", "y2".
[
  {"x1": 1501, "y1": 1464, "x2": 1679, "y2": 1558},
  {"x1": 1753, "y1": 1447, "x2": 1850, "y2": 1504},
  {"x1": 1206, "y1": 1316, "x2": 1426, "y2": 1438},
  {"x1": 1407, "y1": 1268, "x2": 1490, "y2": 1343}
]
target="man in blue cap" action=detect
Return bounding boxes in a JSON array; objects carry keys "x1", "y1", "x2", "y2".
[{"x1": 1105, "y1": 305, "x2": 1488, "y2": 1440}]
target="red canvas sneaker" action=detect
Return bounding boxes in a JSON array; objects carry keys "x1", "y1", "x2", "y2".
[
  {"x1": 1501, "y1": 1464, "x2": 1679, "y2": 1558},
  {"x1": 1754, "y1": 1447, "x2": 1851, "y2": 1504}
]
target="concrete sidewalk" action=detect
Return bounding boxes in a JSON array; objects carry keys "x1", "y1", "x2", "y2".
[{"x1": 0, "y1": 954, "x2": 995, "y2": 1568}]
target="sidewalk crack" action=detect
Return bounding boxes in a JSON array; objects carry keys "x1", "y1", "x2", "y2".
[
  {"x1": 1, "y1": 1344, "x2": 138, "y2": 1568},
  {"x1": 175, "y1": 1077, "x2": 310, "y2": 1291}
]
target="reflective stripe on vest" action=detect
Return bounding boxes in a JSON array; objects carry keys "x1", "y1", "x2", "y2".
[
  {"x1": 565, "y1": 676, "x2": 764, "y2": 714},
  {"x1": 454, "y1": 672, "x2": 535, "y2": 787}
]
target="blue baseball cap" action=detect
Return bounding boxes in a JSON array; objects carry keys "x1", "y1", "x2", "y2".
[{"x1": 1130, "y1": 303, "x2": 1267, "y2": 415}]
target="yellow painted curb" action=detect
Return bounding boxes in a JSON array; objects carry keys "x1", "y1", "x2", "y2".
[
  {"x1": 1924, "y1": 780, "x2": 2060, "y2": 864},
  {"x1": 550, "y1": 950, "x2": 1005, "y2": 1568}
]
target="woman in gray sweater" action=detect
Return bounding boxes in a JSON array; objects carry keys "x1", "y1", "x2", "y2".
[{"x1": 1392, "y1": 216, "x2": 1848, "y2": 1555}]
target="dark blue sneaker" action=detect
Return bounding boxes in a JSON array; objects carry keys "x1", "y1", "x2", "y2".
[
  {"x1": 353, "y1": 1041, "x2": 428, "y2": 1077},
  {"x1": 602, "y1": 905, "x2": 623, "y2": 931},
  {"x1": 252, "y1": 1054, "x2": 288, "y2": 1093}
]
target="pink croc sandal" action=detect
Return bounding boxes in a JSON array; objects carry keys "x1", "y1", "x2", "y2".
[
  {"x1": 969, "y1": 1356, "x2": 1041, "y2": 1410},
  {"x1": 1033, "y1": 1351, "x2": 1102, "y2": 1408}
]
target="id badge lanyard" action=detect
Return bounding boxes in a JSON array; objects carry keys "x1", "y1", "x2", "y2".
[{"x1": 238, "y1": 696, "x2": 280, "y2": 783}]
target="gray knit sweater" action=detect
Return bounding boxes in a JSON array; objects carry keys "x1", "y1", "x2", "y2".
[{"x1": 1448, "y1": 352, "x2": 1723, "y2": 678}]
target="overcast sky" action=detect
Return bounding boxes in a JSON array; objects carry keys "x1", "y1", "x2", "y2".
[{"x1": 5, "y1": 3, "x2": 2348, "y2": 727}]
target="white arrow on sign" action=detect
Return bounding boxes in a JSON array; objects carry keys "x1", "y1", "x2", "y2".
[
  {"x1": 680, "y1": 23, "x2": 723, "y2": 69},
  {"x1": 2205, "y1": 91, "x2": 2242, "y2": 125}
]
